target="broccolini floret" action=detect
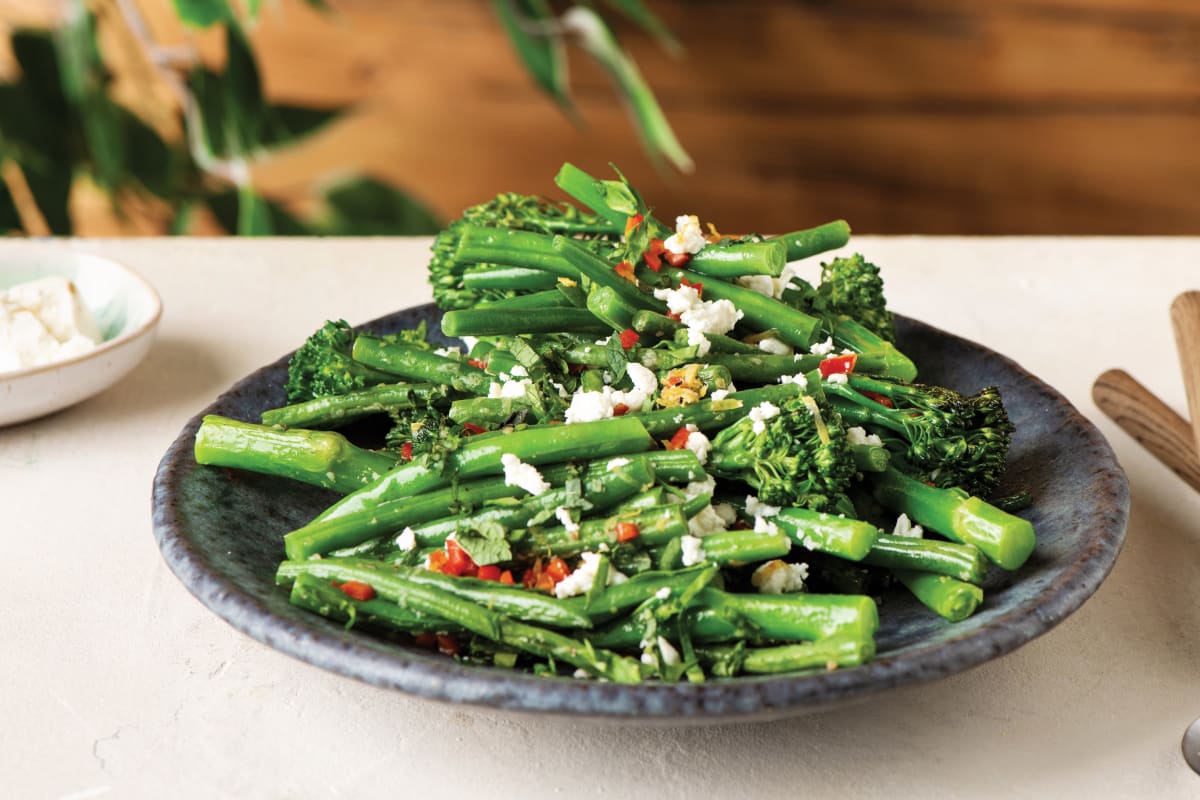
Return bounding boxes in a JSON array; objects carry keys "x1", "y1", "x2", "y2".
[
  {"x1": 812, "y1": 254, "x2": 896, "y2": 342},
  {"x1": 285, "y1": 320, "x2": 395, "y2": 403},
  {"x1": 707, "y1": 393, "x2": 857, "y2": 512}
]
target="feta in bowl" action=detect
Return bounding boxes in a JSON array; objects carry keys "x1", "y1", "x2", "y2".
[{"x1": 0, "y1": 249, "x2": 161, "y2": 426}]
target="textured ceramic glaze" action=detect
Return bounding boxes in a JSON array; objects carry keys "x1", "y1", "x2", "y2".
[{"x1": 152, "y1": 306, "x2": 1129, "y2": 722}]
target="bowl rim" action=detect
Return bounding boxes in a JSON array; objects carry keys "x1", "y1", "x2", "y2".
[{"x1": 0, "y1": 251, "x2": 163, "y2": 380}]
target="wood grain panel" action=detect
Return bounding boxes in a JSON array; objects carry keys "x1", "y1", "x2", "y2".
[{"x1": 53, "y1": 1, "x2": 1200, "y2": 233}]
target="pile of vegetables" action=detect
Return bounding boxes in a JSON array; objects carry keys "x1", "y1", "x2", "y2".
[{"x1": 193, "y1": 163, "x2": 1036, "y2": 682}]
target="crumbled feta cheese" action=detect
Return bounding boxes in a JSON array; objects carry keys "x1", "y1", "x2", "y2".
[
  {"x1": 595, "y1": 336, "x2": 611, "y2": 346},
  {"x1": 459, "y1": 336, "x2": 479, "y2": 352},
  {"x1": 846, "y1": 426, "x2": 884, "y2": 447},
  {"x1": 563, "y1": 386, "x2": 648, "y2": 423},
  {"x1": 688, "y1": 504, "x2": 727, "y2": 537},
  {"x1": 686, "y1": 326, "x2": 712, "y2": 357},
  {"x1": 501, "y1": 453, "x2": 550, "y2": 495},
  {"x1": 553, "y1": 551, "x2": 628, "y2": 598},
  {"x1": 625, "y1": 362, "x2": 659, "y2": 396},
  {"x1": 892, "y1": 513, "x2": 924, "y2": 539},
  {"x1": 607, "y1": 457, "x2": 631, "y2": 471},
  {"x1": 825, "y1": 372, "x2": 849, "y2": 385},
  {"x1": 655, "y1": 587, "x2": 671, "y2": 600},
  {"x1": 433, "y1": 346, "x2": 460, "y2": 358},
  {"x1": 555, "y1": 506, "x2": 580, "y2": 534},
  {"x1": 683, "y1": 474, "x2": 716, "y2": 500},
  {"x1": 653, "y1": 284, "x2": 743, "y2": 340},
  {"x1": 509, "y1": 364, "x2": 529, "y2": 377},
  {"x1": 713, "y1": 503, "x2": 737, "y2": 525},
  {"x1": 745, "y1": 495, "x2": 781, "y2": 518},
  {"x1": 709, "y1": 388, "x2": 730, "y2": 402},
  {"x1": 489, "y1": 376, "x2": 533, "y2": 399},
  {"x1": 680, "y1": 535, "x2": 708, "y2": 566},
  {"x1": 778, "y1": 373, "x2": 807, "y2": 386},
  {"x1": 395, "y1": 527, "x2": 417, "y2": 551},
  {"x1": 663, "y1": 214, "x2": 707, "y2": 255},
  {"x1": 751, "y1": 560, "x2": 809, "y2": 594},
  {"x1": 736, "y1": 274, "x2": 776, "y2": 298},
  {"x1": 573, "y1": 668, "x2": 591, "y2": 679},
  {"x1": 757, "y1": 337, "x2": 793, "y2": 356},
  {"x1": 748, "y1": 401, "x2": 781, "y2": 434},
  {"x1": 551, "y1": 381, "x2": 570, "y2": 398},
  {"x1": 809, "y1": 337, "x2": 836, "y2": 356},
  {"x1": 0, "y1": 276, "x2": 101, "y2": 373},
  {"x1": 656, "y1": 636, "x2": 681, "y2": 666},
  {"x1": 753, "y1": 514, "x2": 780, "y2": 537},
  {"x1": 682, "y1": 425, "x2": 712, "y2": 464}
]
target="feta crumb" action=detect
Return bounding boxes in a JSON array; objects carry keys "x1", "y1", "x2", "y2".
[
  {"x1": 809, "y1": 337, "x2": 836, "y2": 356},
  {"x1": 680, "y1": 535, "x2": 708, "y2": 566},
  {"x1": 656, "y1": 636, "x2": 681, "y2": 666},
  {"x1": 663, "y1": 214, "x2": 707, "y2": 255},
  {"x1": 553, "y1": 551, "x2": 627, "y2": 598},
  {"x1": 748, "y1": 400, "x2": 781, "y2": 434},
  {"x1": 433, "y1": 346, "x2": 460, "y2": 358},
  {"x1": 688, "y1": 504, "x2": 727, "y2": 537},
  {"x1": 682, "y1": 425, "x2": 712, "y2": 464},
  {"x1": 753, "y1": 514, "x2": 780, "y2": 538},
  {"x1": 573, "y1": 668, "x2": 591, "y2": 679},
  {"x1": 459, "y1": 336, "x2": 479, "y2": 352},
  {"x1": 501, "y1": 453, "x2": 550, "y2": 495},
  {"x1": 709, "y1": 388, "x2": 730, "y2": 402},
  {"x1": 751, "y1": 560, "x2": 809, "y2": 594},
  {"x1": 653, "y1": 283, "x2": 743, "y2": 341},
  {"x1": 509, "y1": 364, "x2": 529, "y2": 377},
  {"x1": 825, "y1": 372, "x2": 849, "y2": 385},
  {"x1": 735, "y1": 274, "x2": 776, "y2": 298},
  {"x1": 563, "y1": 385, "x2": 648, "y2": 424},
  {"x1": 606, "y1": 457, "x2": 631, "y2": 471},
  {"x1": 0, "y1": 276, "x2": 101, "y2": 373},
  {"x1": 713, "y1": 503, "x2": 737, "y2": 525},
  {"x1": 625, "y1": 362, "x2": 659, "y2": 396},
  {"x1": 685, "y1": 325, "x2": 712, "y2": 357},
  {"x1": 778, "y1": 373, "x2": 807, "y2": 386},
  {"x1": 892, "y1": 513, "x2": 924, "y2": 539},
  {"x1": 745, "y1": 495, "x2": 781, "y2": 518},
  {"x1": 846, "y1": 426, "x2": 883, "y2": 447},
  {"x1": 757, "y1": 336, "x2": 793, "y2": 356},
  {"x1": 555, "y1": 506, "x2": 580, "y2": 534},
  {"x1": 683, "y1": 474, "x2": 716, "y2": 500},
  {"x1": 395, "y1": 527, "x2": 417, "y2": 551},
  {"x1": 488, "y1": 377, "x2": 533, "y2": 399},
  {"x1": 655, "y1": 587, "x2": 671, "y2": 600}
]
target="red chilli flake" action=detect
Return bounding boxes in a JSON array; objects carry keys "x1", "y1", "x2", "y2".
[
  {"x1": 624, "y1": 213, "x2": 644, "y2": 238},
  {"x1": 436, "y1": 635, "x2": 459, "y2": 656},
  {"x1": 476, "y1": 564, "x2": 502, "y2": 582},
  {"x1": 467, "y1": 358, "x2": 488, "y2": 370},
  {"x1": 614, "y1": 260, "x2": 637, "y2": 282},
  {"x1": 615, "y1": 522, "x2": 640, "y2": 543},
  {"x1": 338, "y1": 581, "x2": 376, "y2": 602},
  {"x1": 619, "y1": 328, "x2": 640, "y2": 349},
  {"x1": 665, "y1": 426, "x2": 691, "y2": 450},
  {"x1": 663, "y1": 251, "x2": 690, "y2": 268},
  {"x1": 666, "y1": 311, "x2": 682, "y2": 322},
  {"x1": 612, "y1": 403, "x2": 630, "y2": 417},
  {"x1": 818, "y1": 354, "x2": 858, "y2": 378},
  {"x1": 399, "y1": 442, "x2": 413, "y2": 461},
  {"x1": 859, "y1": 389, "x2": 894, "y2": 408},
  {"x1": 644, "y1": 238, "x2": 665, "y2": 271},
  {"x1": 461, "y1": 422, "x2": 487, "y2": 436},
  {"x1": 679, "y1": 277, "x2": 703, "y2": 297}
]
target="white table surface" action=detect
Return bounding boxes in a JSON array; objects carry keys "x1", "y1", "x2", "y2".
[{"x1": 4, "y1": 237, "x2": 1199, "y2": 799}]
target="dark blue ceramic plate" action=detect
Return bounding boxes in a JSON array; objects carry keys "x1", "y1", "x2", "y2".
[{"x1": 152, "y1": 305, "x2": 1129, "y2": 722}]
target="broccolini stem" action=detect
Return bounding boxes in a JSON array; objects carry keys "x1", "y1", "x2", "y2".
[
  {"x1": 351, "y1": 336, "x2": 493, "y2": 395},
  {"x1": 664, "y1": 266, "x2": 822, "y2": 348},
  {"x1": 441, "y1": 307, "x2": 611, "y2": 337},
  {"x1": 861, "y1": 535, "x2": 988, "y2": 584},
  {"x1": 289, "y1": 573, "x2": 459, "y2": 635},
  {"x1": 586, "y1": 285, "x2": 640, "y2": 331},
  {"x1": 767, "y1": 220, "x2": 851, "y2": 262},
  {"x1": 463, "y1": 265, "x2": 561, "y2": 293},
  {"x1": 453, "y1": 225, "x2": 580, "y2": 277},
  {"x1": 772, "y1": 508, "x2": 880, "y2": 561},
  {"x1": 830, "y1": 317, "x2": 918, "y2": 382},
  {"x1": 475, "y1": 288, "x2": 574, "y2": 309},
  {"x1": 693, "y1": 529, "x2": 792, "y2": 565},
  {"x1": 194, "y1": 415, "x2": 397, "y2": 494},
  {"x1": 552, "y1": 236, "x2": 662, "y2": 311},
  {"x1": 448, "y1": 397, "x2": 531, "y2": 425},
  {"x1": 850, "y1": 443, "x2": 891, "y2": 473},
  {"x1": 869, "y1": 466, "x2": 1036, "y2": 570},
  {"x1": 636, "y1": 383, "x2": 806, "y2": 437},
  {"x1": 513, "y1": 506, "x2": 688, "y2": 558},
  {"x1": 260, "y1": 382, "x2": 451, "y2": 429},
  {"x1": 894, "y1": 570, "x2": 983, "y2": 622},
  {"x1": 553, "y1": 162, "x2": 639, "y2": 228},
  {"x1": 699, "y1": 635, "x2": 874, "y2": 675},
  {"x1": 688, "y1": 240, "x2": 787, "y2": 278}
]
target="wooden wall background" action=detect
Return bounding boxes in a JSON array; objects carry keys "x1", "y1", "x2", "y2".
[{"x1": 5, "y1": 0, "x2": 1200, "y2": 234}]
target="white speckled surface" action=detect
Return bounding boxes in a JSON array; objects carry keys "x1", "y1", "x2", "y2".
[{"x1": 3, "y1": 237, "x2": 1198, "y2": 799}]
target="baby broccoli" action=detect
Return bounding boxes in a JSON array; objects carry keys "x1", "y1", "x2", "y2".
[
  {"x1": 812, "y1": 254, "x2": 895, "y2": 342},
  {"x1": 707, "y1": 393, "x2": 857, "y2": 513},
  {"x1": 824, "y1": 375, "x2": 1014, "y2": 498},
  {"x1": 285, "y1": 320, "x2": 396, "y2": 403}
]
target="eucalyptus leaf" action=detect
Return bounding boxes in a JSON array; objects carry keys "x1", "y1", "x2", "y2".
[{"x1": 172, "y1": 0, "x2": 235, "y2": 29}]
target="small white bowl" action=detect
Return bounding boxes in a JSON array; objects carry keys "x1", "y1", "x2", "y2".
[{"x1": 0, "y1": 249, "x2": 162, "y2": 426}]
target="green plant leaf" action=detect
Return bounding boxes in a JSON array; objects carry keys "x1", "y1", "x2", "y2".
[
  {"x1": 236, "y1": 185, "x2": 272, "y2": 235},
  {"x1": 187, "y1": 68, "x2": 227, "y2": 157},
  {"x1": 172, "y1": 0, "x2": 235, "y2": 29},
  {"x1": 10, "y1": 31, "x2": 69, "y2": 130},
  {"x1": 491, "y1": 0, "x2": 572, "y2": 111},
  {"x1": 0, "y1": 179, "x2": 21, "y2": 233},
  {"x1": 320, "y1": 176, "x2": 442, "y2": 235},
  {"x1": 454, "y1": 520, "x2": 512, "y2": 567},
  {"x1": 603, "y1": 0, "x2": 681, "y2": 54},
  {"x1": 261, "y1": 103, "x2": 343, "y2": 149},
  {"x1": 562, "y1": 8, "x2": 692, "y2": 173},
  {"x1": 208, "y1": 189, "x2": 311, "y2": 235},
  {"x1": 114, "y1": 105, "x2": 177, "y2": 199},
  {"x1": 23, "y1": 160, "x2": 74, "y2": 235},
  {"x1": 223, "y1": 24, "x2": 265, "y2": 154}
]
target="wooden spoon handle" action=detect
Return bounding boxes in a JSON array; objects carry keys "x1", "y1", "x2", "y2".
[
  {"x1": 1093, "y1": 368, "x2": 1200, "y2": 493},
  {"x1": 1170, "y1": 291, "x2": 1200, "y2": 455}
]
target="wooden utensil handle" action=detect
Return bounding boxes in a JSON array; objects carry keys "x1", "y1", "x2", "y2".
[
  {"x1": 1093, "y1": 368, "x2": 1200, "y2": 493},
  {"x1": 1170, "y1": 291, "x2": 1200, "y2": 456}
]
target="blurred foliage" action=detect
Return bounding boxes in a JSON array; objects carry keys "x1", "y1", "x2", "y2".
[{"x1": 0, "y1": 0, "x2": 684, "y2": 236}]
